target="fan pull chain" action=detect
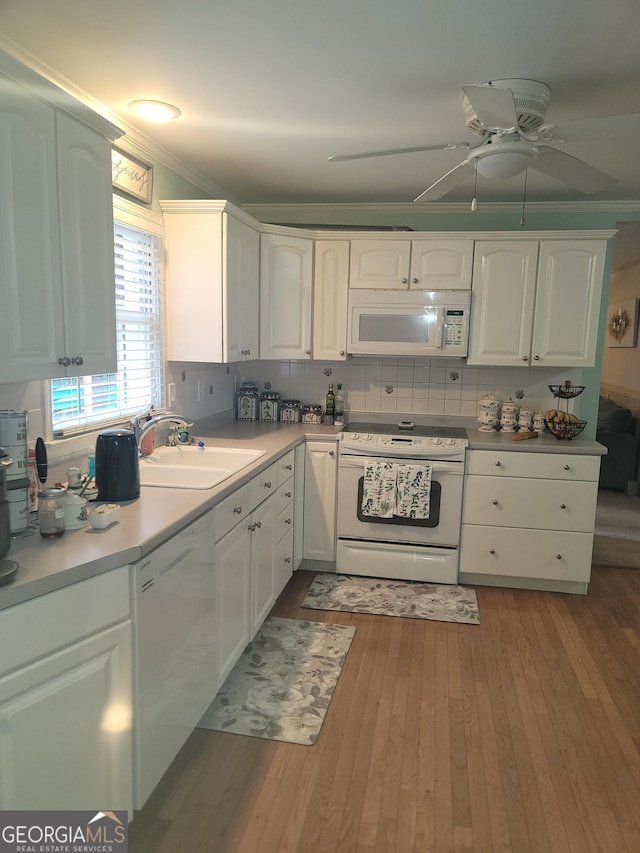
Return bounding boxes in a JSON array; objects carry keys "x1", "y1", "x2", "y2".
[
  {"x1": 520, "y1": 169, "x2": 528, "y2": 226},
  {"x1": 471, "y1": 160, "x2": 478, "y2": 212}
]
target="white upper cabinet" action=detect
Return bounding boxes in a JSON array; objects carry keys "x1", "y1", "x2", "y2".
[
  {"x1": 160, "y1": 202, "x2": 260, "y2": 363},
  {"x1": 467, "y1": 239, "x2": 607, "y2": 368},
  {"x1": 260, "y1": 233, "x2": 313, "y2": 360},
  {"x1": 349, "y1": 238, "x2": 473, "y2": 290},
  {"x1": 0, "y1": 66, "x2": 120, "y2": 383},
  {"x1": 313, "y1": 240, "x2": 349, "y2": 360}
]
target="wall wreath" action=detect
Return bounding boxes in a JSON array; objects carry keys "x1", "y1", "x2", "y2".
[{"x1": 607, "y1": 299, "x2": 639, "y2": 348}]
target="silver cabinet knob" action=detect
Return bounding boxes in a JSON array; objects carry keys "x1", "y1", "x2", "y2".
[
  {"x1": 534, "y1": 355, "x2": 540, "y2": 361},
  {"x1": 495, "y1": 461, "x2": 501, "y2": 467},
  {"x1": 71, "y1": 356, "x2": 84, "y2": 366},
  {"x1": 264, "y1": 481, "x2": 272, "y2": 489},
  {"x1": 285, "y1": 557, "x2": 291, "y2": 564},
  {"x1": 564, "y1": 465, "x2": 570, "y2": 470},
  {"x1": 489, "y1": 549, "x2": 495, "y2": 554},
  {"x1": 560, "y1": 503, "x2": 567, "y2": 509},
  {"x1": 58, "y1": 356, "x2": 71, "y2": 367},
  {"x1": 284, "y1": 491, "x2": 292, "y2": 498},
  {"x1": 233, "y1": 506, "x2": 242, "y2": 514},
  {"x1": 329, "y1": 450, "x2": 335, "y2": 456},
  {"x1": 306, "y1": 349, "x2": 312, "y2": 355},
  {"x1": 248, "y1": 522, "x2": 256, "y2": 531},
  {"x1": 556, "y1": 554, "x2": 562, "y2": 560},
  {"x1": 522, "y1": 355, "x2": 529, "y2": 361},
  {"x1": 412, "y1": 278, "x2": 419, "y2": 284},
  {"x1": 401, "y1": 277, "x2": 408, "y2": 284},
  {"x1": 285, "y1": 518, "x2": 292, "y2": 525},
  {"x1": 285, "y1": 464, "x2": 292, "y2": 470},
  {"x1": 339, "y1": 350, "x2": 345, "y2": 356},
  {"x1": 492, "y1": 499, "x2": 499, "y2": 505},
  {"x1": 255, "y1": 521, "x2": 262, "y2": 529}
]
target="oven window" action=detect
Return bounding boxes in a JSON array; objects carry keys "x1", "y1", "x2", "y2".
[
  {"x1": 358, "y1": 312, "x2": 435, "y2": 343},
  {"x1": 356, "y1": 477, "x2": 442, "y2": 528}
]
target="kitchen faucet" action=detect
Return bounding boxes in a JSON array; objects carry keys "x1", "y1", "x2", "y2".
[{"x1": 131, "y1": 410, "x2": 194, "y2": 456}]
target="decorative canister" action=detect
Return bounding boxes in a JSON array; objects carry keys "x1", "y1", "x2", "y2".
[
  {"x1": 301, "y1": 404, "x2": 322, "y2": 424},
  {"x1": 500, "y1": 398, "x2": 518, "y2": 432},
  {"x1": 280, "y1": 400, "x2": 301, "y2": 424},
  {"x1": 518, "y1": 404, "x2": 534, "y2": 431},
  {"x1": 236, "y1": 383, "x2": 259, "y2": 421},
  {"x1": 533, "y1": 411, "x2": 546, "y2": 433},
  {"x1": 259, "y1": 392, "x2": 281, "y2": 423},
  {"x1": 477, "y1": 391, "x2": 501, "y2": 432}
]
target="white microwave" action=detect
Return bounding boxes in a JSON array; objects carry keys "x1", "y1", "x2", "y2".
[{"x1": 347, "y1": 289, "x2": 471, "y2": 357}]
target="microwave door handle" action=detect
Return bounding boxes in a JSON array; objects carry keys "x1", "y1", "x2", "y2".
[{"x1": 433, "y1": 307, "x2": 444, "y2": 349}]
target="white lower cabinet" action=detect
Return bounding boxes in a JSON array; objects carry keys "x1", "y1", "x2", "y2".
[
  {"x1": 460, "y1": 449, "x2": 601, "y2": 592},
  {"x1": 215, "y1": 449, "x2": 296, "y2": 681},
  {"x1": 303, "y1": 440, "x2": 338, "y2": 562},
  {"x1": 0, "y1": 568, "x2": 132, "y2": 812}
]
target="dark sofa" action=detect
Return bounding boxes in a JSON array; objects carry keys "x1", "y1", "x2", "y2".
[{"x1": 596, "y1": 396, "x2": 640, "y2": 491}]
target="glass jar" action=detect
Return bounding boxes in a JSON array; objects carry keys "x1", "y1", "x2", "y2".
[
  {"x1": 259, "y1": 392, "x2": 280, "y2": 423},
  {"x1": 38, "y1": 487, "x2": 66, "y2": 538},
  {"x1": 280, "y1": 400, "x2": 301, "y2": 424},
  {"x1": 301, "y1": 404, "x2": 323, "y2": 424}
]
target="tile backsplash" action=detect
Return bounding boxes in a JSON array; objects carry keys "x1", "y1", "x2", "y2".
[{"x1": 233, "y1": 358, "x2": 585, "y2": 420}]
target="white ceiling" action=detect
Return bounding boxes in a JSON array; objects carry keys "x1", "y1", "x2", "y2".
[{"x1": 2, "y1": 0, "x2": 640, "y2": 208}]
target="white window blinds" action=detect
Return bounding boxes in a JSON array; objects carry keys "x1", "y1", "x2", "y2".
[{"x1": 51, "y1": 221, "x2": 164, "y2": 435}]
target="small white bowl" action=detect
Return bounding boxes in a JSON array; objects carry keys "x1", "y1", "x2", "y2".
[{"x1": 88, "y1": 504, "x2": 121, "y2": 530}]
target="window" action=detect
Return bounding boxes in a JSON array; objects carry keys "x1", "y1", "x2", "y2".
[{"x1": 51, "y1": 216, "x2": 164, "y2": 436}]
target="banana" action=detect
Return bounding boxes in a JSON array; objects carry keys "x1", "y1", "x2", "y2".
[{"x1": 545, "y1": 409, "x2": 557, "y2": 421}]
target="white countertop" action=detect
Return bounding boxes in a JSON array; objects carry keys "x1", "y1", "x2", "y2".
[
  {"x1": 467, "y1": 429, "x2": 607, "y2": 455},
  {"x1": 1, "y1": 422, "x2": 340, "y2": 611}
]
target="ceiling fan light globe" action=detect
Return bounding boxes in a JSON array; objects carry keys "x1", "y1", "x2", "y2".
[{"x1": 475, "y1": 151, "x2": 536, "y2": 178}]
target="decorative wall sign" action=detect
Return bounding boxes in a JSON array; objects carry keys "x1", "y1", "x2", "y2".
[
  {"x1": 608, "y1": 298, "x2": 639, "y2": 348},
  {"x1": 111, "y1": 146, "x2": 153, "y2": 203}
]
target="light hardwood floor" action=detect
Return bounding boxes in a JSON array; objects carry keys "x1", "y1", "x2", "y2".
[{"x1": 129, "y1": 563, "x2": 640, "y2": 853}]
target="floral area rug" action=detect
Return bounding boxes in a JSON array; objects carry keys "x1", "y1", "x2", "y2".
[
  {"x1": 197, "y1": 617, "x2": 355, "y2": 745},
  {"x1": 302, "y1": 573, "x2": 480, "y2": 625}
]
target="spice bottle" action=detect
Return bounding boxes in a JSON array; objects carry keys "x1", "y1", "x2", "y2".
[
  {"x1": 325, "y1": 384, "x2": 335, "y2": 425},
  {"x1": 37, "y1": 487, "x2": 66, "y2": 538}
]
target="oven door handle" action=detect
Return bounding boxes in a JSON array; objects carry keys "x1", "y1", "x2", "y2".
[{"x1": 338, "y1": 455, "x2": 464, "y2": 475}]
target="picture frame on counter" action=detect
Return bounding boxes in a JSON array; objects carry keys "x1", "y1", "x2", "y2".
[
  {"x1": 608, "y1": 298, "x2": 639, "y2": 348},
  {"x1": 111, "y1": 146, "x2": 153, "y2": 204}
]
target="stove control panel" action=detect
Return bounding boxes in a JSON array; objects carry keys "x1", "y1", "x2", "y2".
[{"x1": 340, "y1": 432, "x2": 468, "y2": 455}]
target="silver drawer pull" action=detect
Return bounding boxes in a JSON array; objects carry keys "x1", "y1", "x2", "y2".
[
  {"x1": 492, "y1": 499, "x2": 499, "y2": 505},
  {"x1": 556, "y1": 554, "x2": 562, "y2": 560},
  {"x1": 489, "y1": 549, "x2": 495, "y2": 555},
  {"x1": 284, "y1": 491, "x2": 292, "y2": 498},
  {"x1": 564, "y1": 465, "x2": 570, "y2": 470},
  {"x1": 264, "y1": 481, "x2": 272, "y2": 488},
  {"x1": 285, "y1": 464, "x2": 292, "y2": 470},
  {"x1": 248, "y1": 522, "x2": 256, "y2": 531},
  {"x1": 285, "y1": 518, "x2": 292, "y2": 525},
  {"x1": 560, "y1": 503, "x2": 567, "y2": 509},
  {"x1": 233, "y1": 506, "x2": 242, "y2": 514},
  {"x1": 255, "y1": 521, "x2": 262, "y2": 529},
  {"x1": 285, "y1": 557, "x2": 291, "y2": 564},
  {"x1": 495, "y1": 461, "x2": 501, "y2": 467}
]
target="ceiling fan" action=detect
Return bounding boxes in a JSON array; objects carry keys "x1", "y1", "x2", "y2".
[{"x1": 328, "y1": 79, "x2": 640, "y2": 202}]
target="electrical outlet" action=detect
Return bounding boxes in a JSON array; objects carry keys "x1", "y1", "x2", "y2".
[
  {"x1": 197, "y1": 379, "x2": 205, "y2": 401},
  {"x1": 167, "y1": 383, "x2": 176, "y2": 405}
]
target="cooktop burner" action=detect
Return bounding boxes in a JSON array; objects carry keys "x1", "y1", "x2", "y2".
[{"x1": 344, "y1": 421, "x2": 468, "y2": 440}]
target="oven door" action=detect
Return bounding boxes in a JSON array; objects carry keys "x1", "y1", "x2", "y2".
[{"x1": 337, "y1": 454, "x2": 464, "y2": 547}]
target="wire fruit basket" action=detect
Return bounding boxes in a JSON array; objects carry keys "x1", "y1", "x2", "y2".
[
  {"x1": 548, "y1": 383, "x2": 585, "y2": 399},
  {"x1": 544, "y1": 418, "x2": 587, "y2": 440},
  {"x1": 545, "y1": 379, "x2": 587, "y2": 439}
]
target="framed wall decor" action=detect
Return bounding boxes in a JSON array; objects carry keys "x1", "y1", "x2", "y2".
[
  {"x1": 608, "y1": 298, "x2": 639, "y2": 348},
  {"x1": 111, "y1": 146, "x2": 153, "y2": 204}
]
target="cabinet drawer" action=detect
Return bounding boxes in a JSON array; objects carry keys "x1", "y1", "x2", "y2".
[
  {"x1": 275, "y1": 501, "x2": 294, "y2": 543},
  {"x1": 250, "y1": 461, "x2": 278, "y2": 507},
  {"x1": 463, "y1": 476, "x2": 597, "y2": 532},
  {"x1": 460, "y1": 524, "x2": 593, "y2": 582},
  {"x1": 214, "y1": 480, "x2": 254, "y2": 542},
  {"x1": 276, "y1": 449, "x2": 295, "y2": 486},
  {"x1": 466, "y1": 449, "x2": 600, "y2": 481},
  {"x1": 273, "y1": 480, "x2": 295, "y2": 516}
]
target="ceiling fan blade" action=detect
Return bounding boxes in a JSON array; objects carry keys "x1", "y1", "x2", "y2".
[
  {"x1": 462, "y1": 85, "x2": 519, "y2": 131},
  {"x1": 413, "y1": 160, "x2": 473, "y2": 203},
  {"x1": 532, "y1": 145, "x2": 617, "y2": 194},
  {"x1": 328, "y1": 142, "x2": 469, "y2": 163},
  {"x1": 539, "y1": 112, "x2": 640, "y2": 143}
]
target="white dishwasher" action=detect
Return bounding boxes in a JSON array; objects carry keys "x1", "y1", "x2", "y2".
[{"x1": 131, "y1": 509, "x2": 216, "y2": 810}]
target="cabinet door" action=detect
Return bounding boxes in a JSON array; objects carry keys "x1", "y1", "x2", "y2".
[
  {"x1": 0, "y1": 83, "x2": 65, "y2": 382},
  {"x1": 225, "y1": 214, "x2": 259, "y2": 361},
  {"x1": 303, "y1": 441, "x2": 338, "y2": 561},
  {"x1": 313, "y1": 240, "x2": 349, "y2": 359},
  {"x1": 56, "y1": 113, "x2": 117, "y2": 377},
  {"x1": 467, "y1": 241, "x2": 538, "y2": 366},
  {"x1": 349, "y1": 240, "x2": 411, "y2": 289},
  {"x1": 260, "y1": 234, "x2": 313, "y2": 359},
  {"x1": 531, "y1": 240, "x2": 606, "y2": 367},
  {"x1": 250, "y1": 496, "x2": 277, "y2": 633},
  {"x1": 409, "y1": 239, "x2": 473, "y2": 290},
  {"x1": 275, "y1": 529, "x2": 294, "y2": 597},
  {"x1": 0, "y1": 621, "x2": 132, "y2": 811},
  {"x1": 216, "y1": 521, "x2": 251, "y2": 685}
]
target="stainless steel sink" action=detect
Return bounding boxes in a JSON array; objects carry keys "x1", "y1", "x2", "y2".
[{"x1": 139, "y1": 445, "x2": 266, "y2": 489}]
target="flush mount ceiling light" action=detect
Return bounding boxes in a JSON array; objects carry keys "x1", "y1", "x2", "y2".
[
  {"x1": 128, "y1": 99, "x2": 182, "y2": 123},
  {"x1": 468, "y1": 136, "x2": 538, "y2": 179}
]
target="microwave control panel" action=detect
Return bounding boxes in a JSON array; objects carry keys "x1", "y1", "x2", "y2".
[{"x1": 443, "y1": 309, "x2": 467, "y2": 347}]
